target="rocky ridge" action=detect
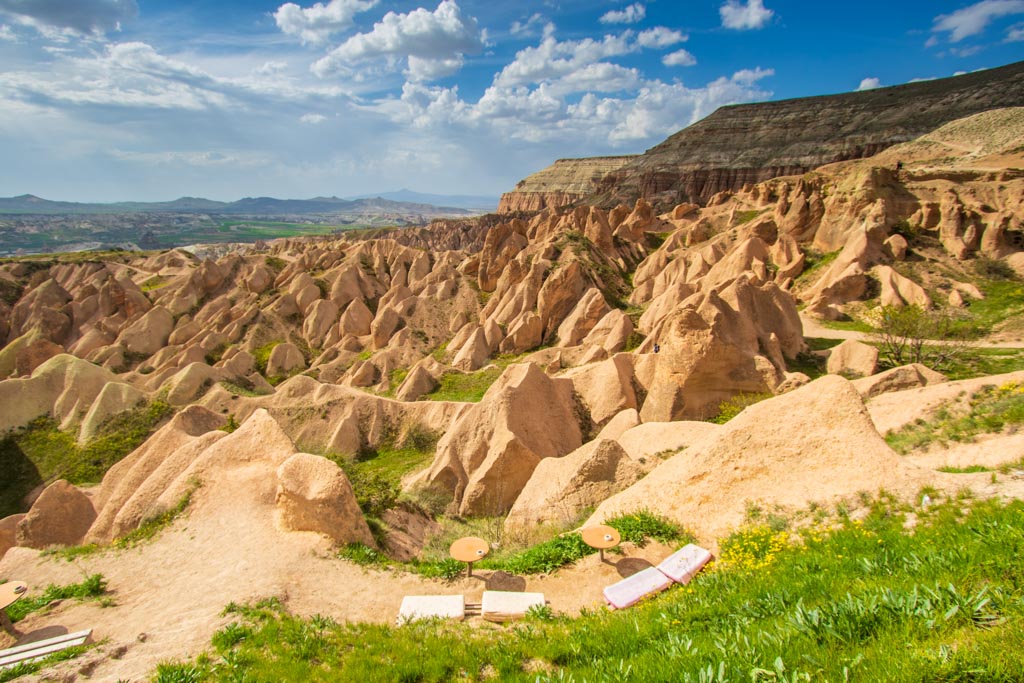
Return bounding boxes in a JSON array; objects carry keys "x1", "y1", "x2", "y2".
[
  {"x1": 498, "y1": 61, "x2": 1024, "y2": 212},
  {"x1": 497, "y1": 156, "x2": 638, "y2": 213}
]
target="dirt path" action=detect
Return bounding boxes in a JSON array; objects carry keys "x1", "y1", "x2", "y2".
[
  {"x1": 799, "y1": 313, "x2": 1024, "y2": 349},
  {"x1": 0, "y1": 468, "x2": 674, "y2": 683}
]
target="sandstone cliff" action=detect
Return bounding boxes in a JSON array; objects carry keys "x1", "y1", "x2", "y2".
[
  {"x1": 499, "y1": 60, "x2": 1024, "y2": 212},
  {"x1": 498, "y1": 156, "x2": 637, "y2": 213}
]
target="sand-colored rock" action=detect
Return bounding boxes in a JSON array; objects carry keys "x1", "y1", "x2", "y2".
[
  {"x1": 0, "y1": 354, "x2": 120, "y2": 433},
  {"x1": 117, "y1": 306, "x2": 174, "y2": 356},
  {"x1": 395, "y1": 365, "x2": 438, "y2": 402},
  {"x1": 582, "y1": 309, "x2": 634, "y2": 354},
  {"x1": 616, "y1": 421, "x2": 722, "y2": 463},
  {"x1": 596, "y1": 408, "x2": 641, "y2": 441},
  {"x1": 452, "y1": 326, "x2": 489, "y2": 371},
  {"x1": 852, "y1": 364, "x2": 948, "y2": 399},
  {"x1": 588, "y1": 376, "x2": 932, "y2": 540},
  {"x1": 78, "y1": 381, "x2": 146, "y2": 444},
  {"x1": 563, "y1": 354, "x2": 637, "y2": 426},
  {"x1": 416, "y1": 363, "x2": 583, "y2": 516},
  {"x1": 556, "y1": 288, "x2": 610, "y2": 347},
  {"x1": 499, "y1": 312, "x2": 543, "y2": 355},
  {"x1": 16, "y1": 480, "x2": 96, "y2": 548},
  {"x1": 0, "y1": 514, "x2": 25, "y2": 559},
  {"x1": 275, "y1": 453, "x2": 375, "y2": 546},
  {"x1": 86, "y1": 406, "x2": 227, "y2": 543},
  {"x1": 266, "y1": 342, "x2": 305, "y2": 377},
  {"x1": 15, "y1": 338, "x2": 64, "y2": 377},
  {"x1": 884, "y1": 234, "x2": 908, "y2": 260},
  {"x1": 874, "y1": 265, "x2": 932, "y2": 308},
  {"x1": 338, "y1": 299, "x2": 374, "y2": 338},
  {"x1": 826, "y1": 339, "x2": 879, "y2": 378},
  {"x1": 639, "y1": 276, "x2": 802, "y2": 421},
  {"x1": 505, "y1": 439, "x2": 643, "y2": 529}
]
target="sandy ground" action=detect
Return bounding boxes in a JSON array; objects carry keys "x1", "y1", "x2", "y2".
[{"x1": 0, "y1": 470, "x2": 675, "y2": 683}]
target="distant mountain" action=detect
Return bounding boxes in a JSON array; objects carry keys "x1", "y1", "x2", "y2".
[
  {"x1": 347, "y1": 189, "x2": 498, "y2": 211},
  {"x1": 0, "y1": 193, "x2": 480, "y2": 216}
]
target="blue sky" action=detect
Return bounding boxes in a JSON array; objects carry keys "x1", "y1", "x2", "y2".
[{"x1": 0, "y1": 0, "x2": 1022, "y2": 203}]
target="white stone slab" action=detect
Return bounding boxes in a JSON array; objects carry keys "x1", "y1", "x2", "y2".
[{"x1": 396, "y1": 595, "x2": 465, "y2": 624}]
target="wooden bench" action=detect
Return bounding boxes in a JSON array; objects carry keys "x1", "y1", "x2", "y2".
[{"x1": 0, "y1": 630, "x2": 92, "y2": 670}]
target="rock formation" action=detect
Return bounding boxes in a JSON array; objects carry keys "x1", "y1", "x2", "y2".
[{"x1": 498, "y1": 156, "x2": 637, "y2": 213}]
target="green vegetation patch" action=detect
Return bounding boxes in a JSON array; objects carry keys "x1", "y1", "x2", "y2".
[
  {"x1": 795, "y1": 249, "x2": 840, "y2": 285},
  {"x1": 734, "y1": 209, "x2": 763, "y2": 225},
  {"x1": 150, "y1": 497, "x2": 1024, "y2": 682},
  {"x1": 251, "y1": 341, "x2": 280, "y2": 375},
  {"x1": 709, "y1": 392, "x2": 774, "y2": 424},
  {"x1": 5, "y1": 574, "x2": 107, "y2": 623},
  {"x1": 424, "y1": 367, "x2": 503, "y2": 402},
  {"x1": 0, "y1": 399, "x2": 173, "y2": 517},
  {"x1": 961, "y1": 279, "x2": 1024, "y2": 336},
  {"x1": 937, "y1": 347, "x2": 1024, "y2": 381},
  {"x1": 885, "y1": 380, "x2": 1024, "y2": 454},
  {"x1": 140, "y1": 275, "x2": 172, "y2": 292}
]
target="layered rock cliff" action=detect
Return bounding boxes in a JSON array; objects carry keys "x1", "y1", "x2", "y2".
[
  {"x1": 497, "y1": 156, "x2": 637, "y2": 213},
  {"x1": 499, "y1": 60, "x2": 1024, "y2": 213}
]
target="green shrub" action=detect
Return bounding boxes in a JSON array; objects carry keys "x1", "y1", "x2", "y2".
[
  {"x1": 709, "y1": 392, "x2": 773, "y2": 424},
  {"x1": 607, "y1": 510, "x2": 684, "y2": 545}
]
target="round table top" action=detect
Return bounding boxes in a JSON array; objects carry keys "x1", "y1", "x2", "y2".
[
  {"x1": 0, "y1": 581, "x2": 27, "y2": 611},
  {"x1": 449, "y1": 536, "x2": 490, "y2": 563},
  {"x1": 582, "y1": 525, "x2": 621, "y2": 550}
]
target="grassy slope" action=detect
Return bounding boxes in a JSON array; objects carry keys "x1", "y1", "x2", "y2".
[
  {"x1": 155, "y1": 495, "x2": 1024, "y2": 682},
  {"x1": 0, "y1": 400, "x2": 173, "y2": 517}
]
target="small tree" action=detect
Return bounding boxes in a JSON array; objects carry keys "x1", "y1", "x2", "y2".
[{"x1": 869, "y1": 304, "x2": 972, "y2": 370}]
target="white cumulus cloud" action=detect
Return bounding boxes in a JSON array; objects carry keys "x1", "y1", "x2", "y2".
[
  {"x1": 662, "y1": 49, "x2": 696, "y2": 67},
  {"x1": 600, "y1": 3, "x2": 646, "y2": 25},
  {"x1": 0, "y1": 23, "x2": 14, "y2": 40},
  {"x1": 301, "y1": 113, "x2": 328, "y2": 123},
  {"x1": 1007, "y1": 22, "x2": 1024, "y2": 40},
  {"x1": 636, "y1": 27, "x2": 687, "y2": 48},
  {"x1": 932, "y1": 0, "x2": 1024, "y2": 43},
  {"x1": 857, "y1": 77, "x2": 882, "y2": 91},
  {"x1": 274, "y1": 0, "x2": 379, "y2": 45},
  {"x1": 720, "y1": 0, "x2": 774, "y2": 30},
  {"x1": 312, "y1": 0, "x2": 484, "y2": 82}
]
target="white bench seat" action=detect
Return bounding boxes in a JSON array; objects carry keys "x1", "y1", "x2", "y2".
[{"x1": 0, "y1": 629, "x2": 92, "y2": 669}]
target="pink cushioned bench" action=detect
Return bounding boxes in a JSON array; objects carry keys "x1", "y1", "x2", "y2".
[
  {"x1": 657, "y1": 544, "x2": 713, "y2": 584},
  {"x1": 603, "y1": 544, "x2": 713, "y2": 610}
]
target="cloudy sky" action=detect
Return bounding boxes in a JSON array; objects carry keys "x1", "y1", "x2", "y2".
[{"x1": 0, "y1": 0, "x2": 1022, "y2": 203}]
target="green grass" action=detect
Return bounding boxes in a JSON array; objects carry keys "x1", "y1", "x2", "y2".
[
  {"x1": 708, "y1": 392, "x2": 774, "y2": 424},
  {"x1": 938, "y1": 346, "x2": 1024, "y2": 381},
  {"x1": 140, "y1": 275, "x2": 172, "y2": 292},
  {"x1": 318, "y1": 425, "x2": 441, "y2": 529},
  {"x1": 962, "y1": 280, "x2": 1024, "y2": 335},
  {"x1": 5, "y1": 574, "x2": 107, "y2": 623},
  {"x1": 937, "y1": 465, "x2": 992, "y2": 473},
  {"x1": 150, "y1": 496, "x2": 1024, "y2": 682},
  {"x1": 423, "y1": 367, "x2": 503, "y2": 402},
  {"x1": 885, "y1": 380, "x2": 1024, "y2": 454},
  {"x1": 734, "y1": 209, "x2": 763, "y2": 225},
  {"x1": 795, "y1": 249, "x2": 840, "y2": 285},
  {"x1": 0, "y1": 399, "x2": 174, "y2": 517},
  {"x1": 819, "y1": 317, "x2": 875, "y2": 334},
  {"x1": 251, "y1": 342, "x2": 280, "y2": 375}
]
